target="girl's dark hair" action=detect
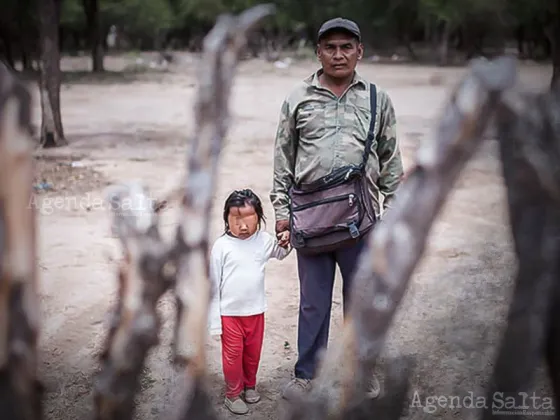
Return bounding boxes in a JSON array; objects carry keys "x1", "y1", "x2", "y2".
[{"x1": 223, "y1": 188, "x2": 266, "y2": 233}]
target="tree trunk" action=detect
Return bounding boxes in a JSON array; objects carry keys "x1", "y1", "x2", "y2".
[
  {"x1": 0, "y1": 34, "x2": 14, "y2": 70},
  {"x1": 39, "y1": 0, "x2": 66, "y2": 148},
  {"x1": 401, "y1": 15, "x2": 417, "y2": 61},
  {"x1": 438, "y1": 20, "x2": 450, "y2": 66},
  {"x1": 21, "y1": 47, "x2": 32, "y2": 71},
  {"x1": 82, "y1": 0, "x2": 104, "y2": 72},
  {"x1": 551, "y1": 0, "x2": 560, "y2": 89},
  {"x1": 18, "y1": 19, "x2": 33, "y2": 72},
  {"x1": 516, "y1": 26, "x2": 525, "y2": 58}
]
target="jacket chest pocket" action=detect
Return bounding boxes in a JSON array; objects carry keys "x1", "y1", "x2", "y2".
[
  {"x1": 296, "y1": 102, "x2": 327, "y2": 139},
  {"x1": 343, "y1": 102, "x2": 371, "y2": 140}
]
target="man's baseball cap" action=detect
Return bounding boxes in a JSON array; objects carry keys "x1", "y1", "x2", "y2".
[{"x1": 317, "y1": 18, "x2": 361, "y2": 41}]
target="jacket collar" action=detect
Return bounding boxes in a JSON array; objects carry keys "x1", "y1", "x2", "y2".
[{"x1": 305, "y1": 68, "x2": 368, "y2": 90}]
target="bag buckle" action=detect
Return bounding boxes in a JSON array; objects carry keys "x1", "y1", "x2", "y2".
[
  {"x1": 348, "y1": 222, "x2": 360, "y2": 238},
  {"x1": 293, "y1": 232, "x2": 306, "y2": 247}
]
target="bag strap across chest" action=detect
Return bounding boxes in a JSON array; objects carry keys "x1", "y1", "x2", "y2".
[
  {"x1": 292, "y1": 82, "x2": 378, "y2": 192},
  {"x1": 358, "y1": 83, "x2": 378, "y2": 171}
]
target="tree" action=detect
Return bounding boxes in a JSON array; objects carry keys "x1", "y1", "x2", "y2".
[
  {"x1": 0, "y1": 0, "x2": 39, "y2": 71},
  {"x1": 419, "y1": 0, "x2": 507, "y2": 65},
  {"x1": 551, "y1": 0, "x2": 560, "y2": 88},
  {"x1": 83, "y1": 0, "x2": 104, "y2": 71},
  {"x1": 39, "y1": 0, "x2": 66, "y2": 147}
]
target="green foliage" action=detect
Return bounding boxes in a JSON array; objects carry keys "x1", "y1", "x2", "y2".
[
  {"x1": 419, "y1": 0, "x2": 506, "y2": 26},
  {"x1": 0, "y1": 0, "x2": 558, "y2": 64},
  {"x1": 102, "y1": 0, "x2": 174, "y2": 34},
  {"x1": 15, "y1": 0, "x2": 560, "y2": 44},
  {"x1": 171, "y1": 0, "x2": 265, "y2": 23},
  {"x1": 0, "y1": 0, "x2": 38, "y2": 34},
  {"x1": 59, "y1": 0, "x2": 175, "y2": 34},
  {"x1": 60, "y1": 0, "x2": 85, "y2": 28},
  {"x1": 504, "y1": 0, "x2": 558, "y2": 26}
]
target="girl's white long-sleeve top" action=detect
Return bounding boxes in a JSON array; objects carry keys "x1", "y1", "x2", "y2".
[{"x1": 207, "y1": 230, "x2": 291, "y2": 336}]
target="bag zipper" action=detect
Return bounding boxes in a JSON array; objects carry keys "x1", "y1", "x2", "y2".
[
  {"x1": 297, "y1": 220, "x2": 360, "y2": 240},
  {"x1": 292, "y1": 193, "x2": 357, "y2": 212},
  {"x1": 292, "y1": 167, "x2": 363, "y2": 194}
]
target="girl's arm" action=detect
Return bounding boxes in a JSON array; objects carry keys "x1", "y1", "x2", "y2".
[
  {"x1": 265, "y1": 232, "x2": 292, "y2": 261},
  {"x1": 207, "y1": 242, "x2": 223, "y2": 336}
]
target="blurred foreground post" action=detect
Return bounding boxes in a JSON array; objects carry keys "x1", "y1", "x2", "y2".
[
  {"x1": 0, "y1": 62, "x2": 42, "y2": 420},
  {"x1": 283, "y1": 57, "x2": 521, "y2": 420},
  {"x1": 93, "y1": 5, "x2": 275, "y2": 420}
]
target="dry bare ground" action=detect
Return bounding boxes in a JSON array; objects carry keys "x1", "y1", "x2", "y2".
[{"x1": 27, "y1": 52, "x2": 553, "y2": 420}]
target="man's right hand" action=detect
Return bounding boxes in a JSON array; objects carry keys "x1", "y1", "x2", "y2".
[
  {"x1": 275, "y1": 219, "x2": 290, "y2": 248},
  {"x1": 277, "y1": 230, "x2": 290, "y2": 248},
  {"x1": 275, "y1": 219, "x2": 289, "y2": 234}
]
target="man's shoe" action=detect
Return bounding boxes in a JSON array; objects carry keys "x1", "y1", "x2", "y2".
[
  {"x1": 243, "y1": 387, "x2": 261, "y2": 404},
  {"x1": 365, "y1": 375, "x2": 381, "y2": 399},
  {"x1": 224, "y1": 396, "x2": 249, "y2": 415},
  {"x1": 281, "y1": 378, "x2": 312, "y2": 400}
]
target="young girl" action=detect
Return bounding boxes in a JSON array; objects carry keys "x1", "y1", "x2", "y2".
[{"x1": 208, "y1": 188, "x2": 291, "y2": 415}]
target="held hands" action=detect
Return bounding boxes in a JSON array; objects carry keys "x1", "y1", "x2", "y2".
[
  {"x1": 275, "y1": 219, "x2": 290, "y2": 248},
  {"x1": 277, "y1": 231, "x2": 290, "y2": 248}
]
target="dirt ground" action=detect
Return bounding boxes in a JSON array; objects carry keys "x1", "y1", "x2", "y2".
[{"x1": 28, "y1": 52, "x2": 553, "y2": 420}]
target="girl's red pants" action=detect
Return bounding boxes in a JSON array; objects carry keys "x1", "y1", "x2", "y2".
[{"x1": 220, "y1": 314, "x2": 265, "y2": 399}]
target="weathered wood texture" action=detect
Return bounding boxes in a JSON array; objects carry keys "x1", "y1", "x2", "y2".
[
  {"x1": 479, "y1": 86, "x2": 560, "y2": 420},
  {"x1": 282, "y1": 56, "x2": 519, "y2": 420},
  {"x1": 0, "y1": 62, "x2": 42, "y2": 420},
  {"x1": 93, "y1": 5, "x2": 275, "y2": 420},
  {"x1": 92, "y1": 182, "x2": 174, "y2": 420},
  {"x1": 282, "y1": 59, "x2": 560, "y2": 420},
  {"x1": 172, "y1": 1, "x2": 276, "y2": 371}
]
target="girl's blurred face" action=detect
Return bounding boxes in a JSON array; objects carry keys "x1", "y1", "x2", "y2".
[{"x1": 227, "y1": 203, "x2": 259, "y2": 239}]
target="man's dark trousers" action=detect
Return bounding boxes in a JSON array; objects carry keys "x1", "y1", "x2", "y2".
[{"x1": 294, "y1": 234, "x2": 368, "y2": 380}]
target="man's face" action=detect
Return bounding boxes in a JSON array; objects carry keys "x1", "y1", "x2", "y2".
[{"x1": 317, "y1": 31, "x2": 363, "y2": 79}]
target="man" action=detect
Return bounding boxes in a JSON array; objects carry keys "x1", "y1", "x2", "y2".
[{"x1": 270, "y1": 17, "x2": 404, "y2": 400}]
